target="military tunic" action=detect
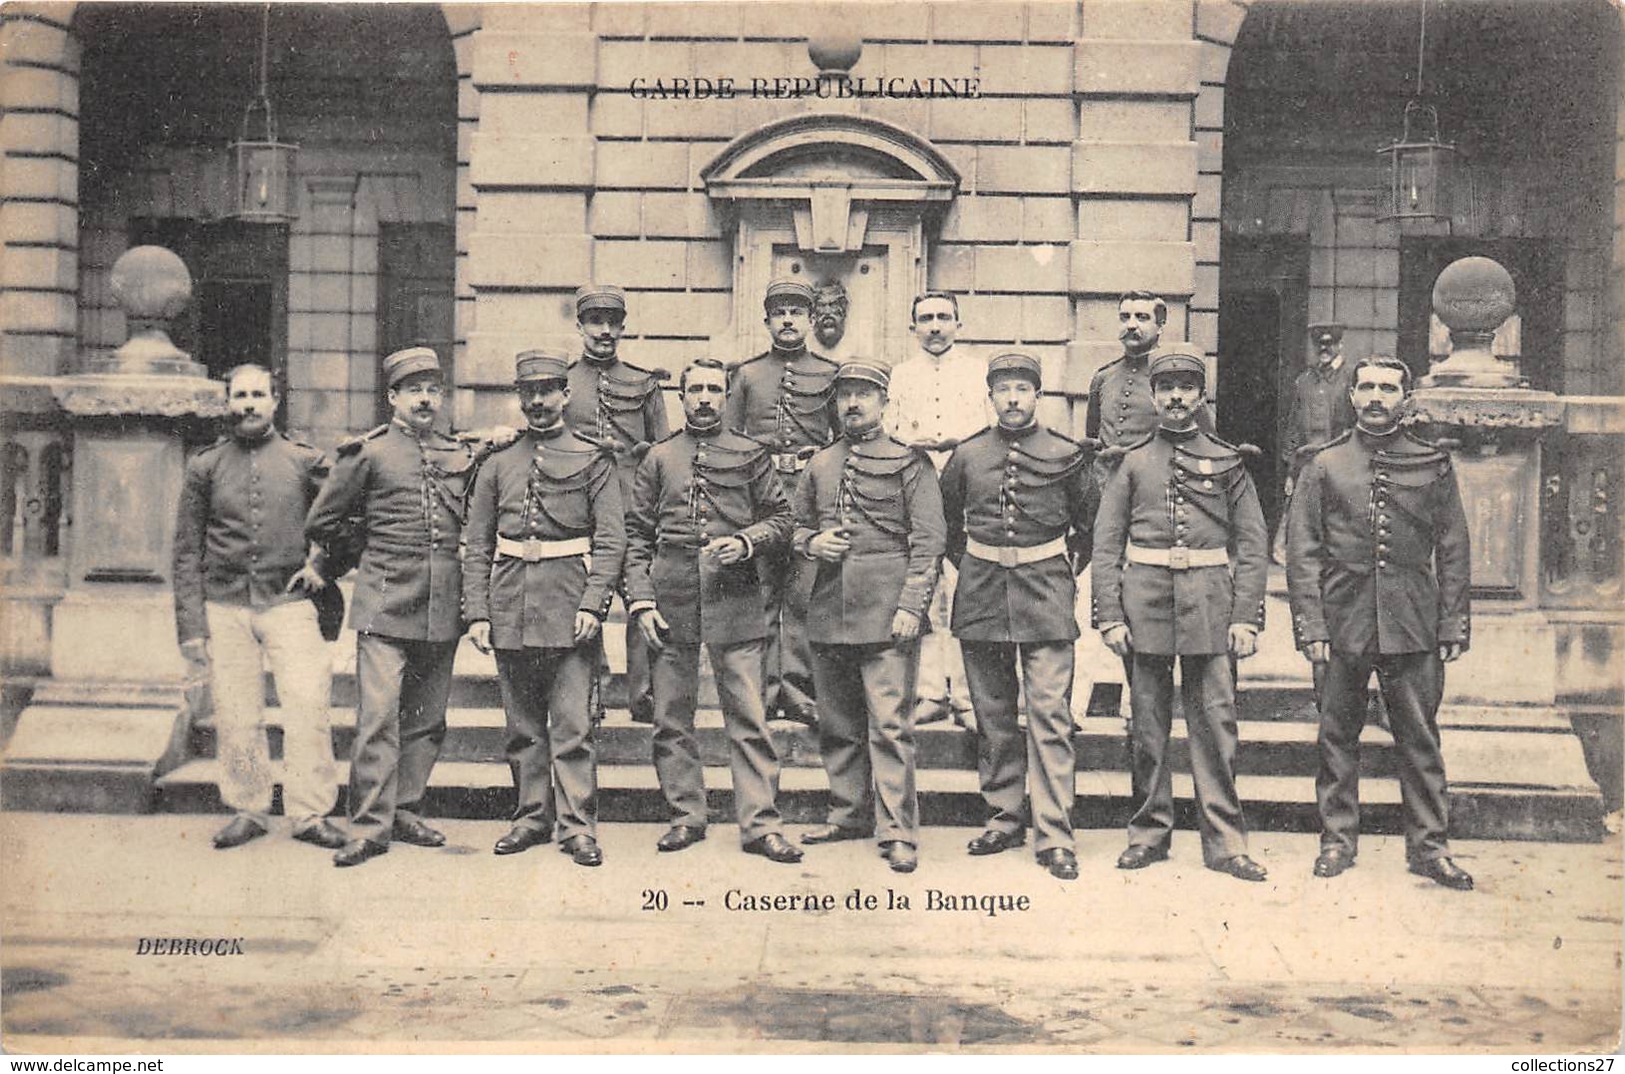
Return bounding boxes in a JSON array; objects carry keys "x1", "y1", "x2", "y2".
[
  {"x1": 792, "y1": 428, "x2": 945, "y2": 847},
  {"x1": 563, "y1": 353, "x2": 668, "y2": 723},
  {"x1": 174, "y1": 431, "x2": 336, "y2": 829},
  {"x1": 940, "y1": 423, "x2": 1095, "y2": 852},
  {"x1": 305, "y1": 419, "x2": 484, "y2": 844},
  {"x1": 1090, "y1": 424, "x2": 1268, "y2": 866},
  {"x1": 463, "y1": 424, "x2": 626, "y2": 841},
  {"x1": 1286, "y1": 426, "x2": 1471, "y2": 863},
  {"x1": 625, "y1": 424, "x2": 794, "y2": 841},
  {"x1": 1281, "y1": 358, "x2": 1359, "y2": 476},
  {"x1": 724, "y1": 343, "x2": 840, "y2": 720},
  {"x1": 1085, "y1": 351, "x2": 1215, "y2": 484}
]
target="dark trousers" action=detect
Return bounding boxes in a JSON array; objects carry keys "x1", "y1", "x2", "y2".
[
  {"x1": 602, "y1": 594, "x2": 654, "y2": 723},
  {"x1": 1318, "y1": 649, "x2": 1450, "y2": 862},
  {"x1": 1127, "y1": 652, "x2": 1250, "y2": 866},
  {"x1": 494, "y1": 644, "x2": 598, "y2": 841},
  {"x1": 349, "y1": 633, "x2": 457, "y2": 843},
  {"x1": 962, "y1": 640, "x2": 1077, "y2": 853},
  {"x1": 759, "y1": 540, "x2": 818, "y2": 720},
  {"x1": 651, "y1": 637, "x2": 785, "y2": 843},
  {"x1": 810, "y1": 640, "x2": 920, "y2": 847}
]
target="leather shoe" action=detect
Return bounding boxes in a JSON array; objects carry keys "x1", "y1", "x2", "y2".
[
  {"x1": 966, "y1": 829, "x2": 1026, "y2": 856},
  {"x1": 1038, "y1": 848, "x2": 1079, "y2": 880},
  {"x1": 800, "y1": 825, "x2": 872, "y2": 846},
  {"x1": 212, "y1": 815, "x2": 268, "y2": 850},
  {"x1": 743, "y1": 833, "x2": 803, "y2": 864},
  {"x1": 1116, "y1": 844, "x2": 1169, "y2": 870},
  {"x1": 881, "y1": 841, "x2": 918, "y2": 874},
  {"x1": 1409, "y1": 856, "x2": 1474, "y2": 891},
  {"x1": 333, "y1": 839, "x2": 389, "y2": 868},
  {"x1": 912, "y1": 697, "x2": 950, "y2": 725},
  {"x1": 1211, "y1": 854, "x2": 1268, "y2": 882},
  {"x1": 656, "y1": 825, "x2": 707, "y2": 853},
  {"x1": 392, "y1": 816, "x2": 446, "y2": 848},
  {"x1": 494, "y1": 826, "x2": 551, "y2": 856},
  {"x1": 1313, "y1": 847, "x2": 1356, "y2": 879},
  {"x1": 559, "y1": 834, "x2": 603, "y2": 867},
  {"x1": 292, "y1": 820, "x2": 347, "y2": 850}
]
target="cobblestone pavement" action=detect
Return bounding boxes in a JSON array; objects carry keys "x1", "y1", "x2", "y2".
[{"x1": 2, "y1": 815, "x2": 1619, "y2": 1052}]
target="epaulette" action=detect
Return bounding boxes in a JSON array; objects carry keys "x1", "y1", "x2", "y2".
[
  {"x1": 1203, "y1": 433, "x2": 1262, "y2": 459},
  {"x1": 804, "y1": 349, "x2": 839, "y2": 368},
  {"x1": 1119, "y1": 431, "x2": 1157, "y2": 454},
  {"x1": 1089, "y1": 356, "x2": 1124, "y2": 385},
  {"x1": 195, "y1": 435, "x2": 230, "y2": 458},
  {"x1": 571, "y1": 430, "x2": 618, "y2": 458},
  {"x1": 652, "y1": 428, "x2": 687, "y2": 447},
  {"x1": 336, "y1": 424, "x2": 388, "y2": 457},
  {"x1": 729, "y1": 351, "x2": 769, "y2": 372},
  {"x1": 620, "y1": 360, "x2": 671, "y2": 381},
  {"x1": 1297, "y1": 430, "x2": 1353, "y2": 461}
]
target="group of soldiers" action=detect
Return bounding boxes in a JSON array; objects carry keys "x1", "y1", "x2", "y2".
[{"x1": 171, "y1": 279, "x2": 1474, "y2": 890}]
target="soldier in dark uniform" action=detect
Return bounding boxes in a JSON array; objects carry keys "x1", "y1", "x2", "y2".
[
  {"x1": 1092, "y1": 345, "x2": 1270, "y2": 882},
  {"x1": 564, "y1": 284, "x2": 669, "y2": 726},
  {"x1": 464, "y1": 351, "x2": 626, "y2": 868},
  {"x1": 306, "y1": 347, "x2": 482, "y2": 867},
  {"x1": 1278, "y1": 323, "x2": 1359, "y2": 559},
  {"x1": 792, "y1": 360, "x2": 945, "y2": 874},
  {"x1": 724, "y1": 278, "x2": 840, "y2": 726},
  {"x1": 173, "y1": 363, "x2": 344, "y2": 852},
  {"x1": 625, "y1": 357, "x2": 802, "y2": 863},
  {"x1": 940, "y1": 353, "x2": 1096, "y2": 880},
  {"x1": 1285, "y1": 355, "x2": 1474, "y2": 890}
]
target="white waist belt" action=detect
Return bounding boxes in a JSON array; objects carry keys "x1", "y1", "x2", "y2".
[
  {"x1": 965, "y1": 535, "x2": 1067, "y2": 568},
  {"x1": 496, "y1": 536, "x2": 592, "y2": 563},
  {"x1": 1125, "y1": 543, "x2": 1227, "y2": 570}
]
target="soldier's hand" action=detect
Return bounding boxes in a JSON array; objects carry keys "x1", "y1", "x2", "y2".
[
  {"x1": 574, "y1": 611, "x2": 602, "y2": 644},
  {"x1": 635, "y1": 608, "x2": 670, "y2": 652},
  {"x1": 285, "y1": 564, "x2": 327, "y2": 596},
  {"x1": 1438, "y1": 641, "x2": 1463, "y2": 663},
  {"x1": 704, "y1": 536, "x2": 748, "y2": 565},
  {"x1": 1283, "y1": 476, "x2": 1295, "y2": 498},
  {"x1": 890, "y1": 609, "x2": 922, "y2": 642},
  {"x1": 1302, "y1": 640, "x2": 1330, "y2": 665},
  {"x1": 1101, "y1": 624, "x2": 1132, "y2": 657},
  {"x1": 808, "y1": 527, "x2": 852, "y2": 562},
  {"x1": 1228, "y1": 624, "x2": 1259, "y2": 660},
  {"x1": 466, "y1": 619, "x2": 493, "y2": 655}
]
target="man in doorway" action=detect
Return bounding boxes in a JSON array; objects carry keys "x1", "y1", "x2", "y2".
[
  {"x1": 564, "y1": 284, "x2": 669, "y2": 726},
  {"x1": 940, "y1": 352, "x2": 1095, "y2": 880},
  {"x1": 1286, "y1": 355, "x2": 1474, "y2": 890},
  {"x1": 724, "y1": 278, "x2": 841, "y2": 726},
  {"x1": 885, "y1": 290, "x2": 989, "y2": 730},
  {"x1": 306, "y1": 347, "x2": 483, "y2": 867},
  {"x1": 464, "y1": 351, "x2": 626, "y2": 868},
  {"x1": 625, "y1": 358, "x2": 802, "y2": 863},
  {"x1": 173, "y1": 363, "x2": 343, "y2": 852},
  {"x1": 1092, "y1": 345, "x2": 1270, "y2": 882},
  {"x1": 793, "y1": 360, "x2": 945, "y2": 874}
]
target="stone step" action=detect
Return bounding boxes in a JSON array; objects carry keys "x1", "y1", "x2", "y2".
[{"x1": 151, "y1": 755, "x2": 1602, "y2": 843}]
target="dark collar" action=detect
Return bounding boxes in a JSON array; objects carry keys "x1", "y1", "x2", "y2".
[
  {"x1": 845, "y1": 424, "x2": 884, "y2": 444},
  {"x1": 995, "y1": 420, "x2": 1039, "y2": 442},
  {"x1": 526, "y1": 422, "x2": 568, "y2": 441},
  {"x1": 685, "y1": 420, "x2": 723, "y2": 438},
  {"x1": 1158, "y1": 423, "x2": 1200, "y2": 443}
]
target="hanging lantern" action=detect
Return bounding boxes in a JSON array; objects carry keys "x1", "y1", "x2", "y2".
[
  {"x1": 1378, "y1": 101, "x2": 1454, "y2": 225},
  {"x1": 1377, "y1": 0, "x2": 1454, "y2": 227},
  {"x1": 230, "y1": 5, "x2": 298, "y2": 223}
]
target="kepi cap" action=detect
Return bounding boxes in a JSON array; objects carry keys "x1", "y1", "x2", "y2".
[
  {"x1": 383, "y1": 346, "x2": 442, "y2": 389},
  {"x1": 514, "y1": 349, "x2": 570, "y2": 384},
  {"x1": 763, "y1": 278, "x2": 815, "y2": 311},
  {"x1": 834, "y1": 359, "x2": 890, "y2": 391},
  {"x1": 575, "y1": 284, "x2": 627, "y2": 317},
  {"x1": 986, "y1": 351, "x2": 1042, "y2": 389},
  {"x1": 1148, "y1": 343, "x2": 1207, "y2": 387},
  {"x1": 1309, "y1": 322, "x2": 1345, "y2": 346}
]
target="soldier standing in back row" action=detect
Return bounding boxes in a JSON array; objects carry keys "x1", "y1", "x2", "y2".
[
  {"x1": 724, "y1": 278, "x2": 841, "y2": 726},
  {"x1": 464, "y1": 351, "x2": 626, "y2": 868},
  {"x1": 940, "y1": 353, "x2": 1096, "y2": 881},
  {"x1": 1092, "y1": 345, "x2": 1270, "y2": 882},
  {"x1": 1285, "y1": 355, "x2": 1474, "y2": 890},
  {"x1": 306, "y1": 347, "x2": 483, "y2": 868},
  {"x1": 564, "y1": 284, "x2": 669, "y2": 725}
]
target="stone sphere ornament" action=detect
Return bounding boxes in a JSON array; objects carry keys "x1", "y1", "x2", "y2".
[
  {"x1": 1431, "y1": 256, "x2": 1516, "y2": 335},
  {"x1": 808, "y1": 31, "x2": 862, "y2": 78},
  {"x1": 109, "y1": 245, "x2": 194, "y2": 322}
]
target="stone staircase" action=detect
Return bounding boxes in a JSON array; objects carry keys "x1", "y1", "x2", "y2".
[{"x1": 143, "y1": 575, "x2": 1607, "y2": 842}]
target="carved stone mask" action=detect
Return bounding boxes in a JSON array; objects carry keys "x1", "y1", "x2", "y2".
[{"x1": 812, "y1": 281, "x2": 850, "y2": 348}]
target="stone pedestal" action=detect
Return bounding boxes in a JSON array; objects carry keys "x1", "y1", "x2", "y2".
[{"x1": 3, "y1": 247, "x2": 225, "y2": 813}]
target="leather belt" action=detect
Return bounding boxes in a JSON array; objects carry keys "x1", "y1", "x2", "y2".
[
  {"x1": 1125, "y1": 543, "x2": 1227, "y2": 570},
  {"x1": 772, "y1": 449, "x2": 815, "y2": 474},
  {"x1": 965, "y1": 536, "x2": 1067, "y2": 568},
  {"x1": 495, "y1": 535, "x2": 591, "y2": 563}
]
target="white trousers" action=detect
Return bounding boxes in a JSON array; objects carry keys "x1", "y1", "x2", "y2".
[
  {"x1": 205, "y1": 599, "x2": 337, "y2": 828},
  {"x1": 916, "y1": 560, "x2": 971, "y2": 711}
]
